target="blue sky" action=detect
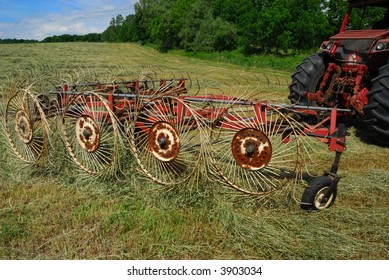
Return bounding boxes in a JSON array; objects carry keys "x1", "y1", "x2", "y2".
[{"x1": 0, "y1": 0, "x2": 137, "y2": 40}]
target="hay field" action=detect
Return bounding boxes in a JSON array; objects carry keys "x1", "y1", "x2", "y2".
[{"x1": 0, "y1": 42, "x2": 388, "y2": 260}]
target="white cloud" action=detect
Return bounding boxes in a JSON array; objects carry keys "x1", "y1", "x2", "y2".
[{"x1": 0, "y1": 0, "x2": 138, "y2": 40}]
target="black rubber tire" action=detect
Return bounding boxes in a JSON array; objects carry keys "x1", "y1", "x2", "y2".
[
  {"x1": 300, "y1": 176, "x2": 337, "y2": 210},
  {"x1": 289, "y1": 53, "x2": 326, "y2": 105},
  {"x1": 363, "y1": 64, "x2": 389, "y2": 146}
]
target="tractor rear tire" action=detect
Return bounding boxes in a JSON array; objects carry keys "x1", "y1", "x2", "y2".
[
  {"x1": 289, "y1": 53, "x2": 326, "y2": 105},
  {"x1": 363, "y1": 64, "x2": 389, "y2": 146}
]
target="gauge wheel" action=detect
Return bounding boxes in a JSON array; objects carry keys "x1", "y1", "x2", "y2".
[{"x1": 301, "y1": 176, "x2": 337, "y2": 210}]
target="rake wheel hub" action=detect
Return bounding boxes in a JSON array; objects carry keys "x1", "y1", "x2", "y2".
[
  {"x1": 75, "y1": 115, "x2": 100, "y2": 153},
  {"x1": 149, "y1": 122, "x2": 180, "y2": 162},
  {"x1": 231, "y1": 128, "x2": 272, "y2": 171},
  {"x1": 14, "y1": 110, "x2": 33, "y2": 144}
]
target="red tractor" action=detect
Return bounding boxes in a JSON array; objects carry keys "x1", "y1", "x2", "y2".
[{"x1": 289, "y1": 0, "x2": 389, "y2": 146}]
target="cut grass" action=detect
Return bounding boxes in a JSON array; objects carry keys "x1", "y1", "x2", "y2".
[
  {"x1": 0, "y1": 42, "x2": 388, "y2": 260},
  {"x1": 170, "y1": 48, "x2": 312, "y2": 72}
]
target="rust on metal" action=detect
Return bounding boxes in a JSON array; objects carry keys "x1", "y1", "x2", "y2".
[
  {"x1": 231, "y1": 128, "x2": 272, "y2": 171},
  {"x1": 14, "y1": 110, "x2": 33, "y2": 144},
  {"x1": 75, "y1": 115, "x2": 101, "y2": 153},
  {"x1": 148, "y1": 121, "x2": 180, "y2": 162}
]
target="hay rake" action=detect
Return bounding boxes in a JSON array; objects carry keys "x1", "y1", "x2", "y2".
[{"x1": 2, "y1": 75, "x2": 349, "y2": 210}]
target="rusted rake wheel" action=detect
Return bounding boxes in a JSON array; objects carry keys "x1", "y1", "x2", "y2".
[
  {"x1": 5, "y1": 90, "x2": 48, "y2": 164},
  {"x1": 131, "y1": 96, "x2": 202, "y2": 186},
  {"x1": 61, "y1": 92, "x2": 120, "y2": 175},
  {"x1": 209, "y1": 104, "x2": 303, "y2": 195}
]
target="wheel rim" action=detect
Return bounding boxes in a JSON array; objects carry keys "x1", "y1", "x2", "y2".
[
  {"x1": 313, "y1": 187, "x2": 334, "y2": 210},
  {"x1": 231, "y1": 128, "x2": 272, "y2": 171},
  {"x1": 14, "y1": 110, "x2": 33, "y2": 144},
  {"x1": 61, "y1": 92, "x2": 119, "y2": 175},
  {"x1": 132, "y1": 96, "x2": 202, "y2": 186},
  {"x1": 148, "y1": 121, "x2": 180, "y2": 162},
  {"x1": 5, "y1": 90, "x2": 47, "y2": 163},
  {"x1": 209, "y1": 104, "x2": 302, "y2": 195},
  {"x1": 75, "y1": 115, "x2": 100, "y2": 153}
]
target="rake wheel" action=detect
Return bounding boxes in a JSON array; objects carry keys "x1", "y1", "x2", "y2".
[
  {"x1": 209, "y1": 104, "x2": 303, "y2": 195},
  {"x1": 61, "y1": 92, "x2": 119, "y2": 175},
  {"x1": 5, "y1": 90, "x2": 48, "y2": 164},
  {"x1": 131, "y1": 96, "x2": 202, "y2": 186}
]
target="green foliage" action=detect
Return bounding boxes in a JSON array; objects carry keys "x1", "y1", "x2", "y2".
[
  {"x1": 32, "y1": 0, "x2": 388, "y2": 55},
  {"x1": 178, "y1": 0, "x2": 237, "y2": 52},
  {"x1": 0, "y1": 39, "x2": 39, "y2": 44},
  {"x1": 349, "y1": 5, "x2": 386, "y2": 29},
  {"x1": 175, "y1": 48, "x2": 312, "y2": 72},
  {"x1": 99, "y1": 0, "x2": 388, "y2": 54},
  {"x1": 244, "y1": 0, "x2": 329, "y2": 54},
  {"x1": 133, "y1": 0, "x2": 313, "y2": 53},
  {"x1": 42, "y1": 33, "x2": 101, "y2": 43},
  {"x1": 102, "y1": 15, "x2": 138, "y2": 42}
]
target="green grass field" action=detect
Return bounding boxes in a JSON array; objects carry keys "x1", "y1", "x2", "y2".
[{"x1": 0, "y1": 42, "x2": 388, "y2": 260}]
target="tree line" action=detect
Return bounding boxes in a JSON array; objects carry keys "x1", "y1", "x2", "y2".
[
  {"x1": 0, "y1": 34, "x2": 101, "y2": 44},
  {"x1": 41, "y1": 33, "x2": 102, "y2": 43},
  {"x1": 100, "y1": 0, "x2": 384, "y2": 54},
  {"x1": 0, "y1": 38, "x2": 39, "y2": 44},
  {"x1": 2, "y1": 0, "x2": 384, "y2": 54}
]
